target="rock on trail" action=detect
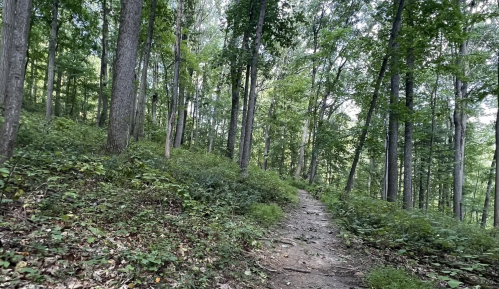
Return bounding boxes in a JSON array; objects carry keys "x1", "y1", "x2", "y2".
[{"x1": 253, "y1": 190, "x2": 366, "y2": 289}]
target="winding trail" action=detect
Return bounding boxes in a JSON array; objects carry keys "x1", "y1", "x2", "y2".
[{"x1": 253, "y1": 190, "x2": 366, "y2": 289}]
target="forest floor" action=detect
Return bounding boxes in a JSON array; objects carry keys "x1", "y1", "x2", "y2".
[{"x1": 249, "y1": 190, "x2": 368, "y2": 289}]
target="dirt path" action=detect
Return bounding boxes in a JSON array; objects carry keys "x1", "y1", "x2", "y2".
[{"x1": 253, "y1": 190, "x2": 366, "y2": 289}]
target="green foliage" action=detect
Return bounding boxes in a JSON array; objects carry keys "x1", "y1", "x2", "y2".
[
  {"x1": 0, "y1": 113, "x2": 286, "y2": 287},
  {"x1": 166, "y1": 149, "x2": 298, "y2": 213},
  {"x1": 332, "y1": 196, "x2": 499, "y2": 256},
  {"x1": 367, "y1": 267, "x2": 435, "y2": 289},
  {"x1": 249, "y1": 203, "x2": 284, "y2": 226}
]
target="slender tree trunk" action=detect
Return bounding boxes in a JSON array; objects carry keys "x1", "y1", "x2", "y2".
[
  {"x1": 419, "y1": 157, "x2": 425, "y2": 209},
  {"x1": 387, "y1": 0, "x2": 402, "y2": 202},
  {"x1": 45, "y1": 0, "x2": 58, "y2": 119},
  {"x1": 152, "y1": 93, "x2": 158, "y2": 124},
  {"x1": 133, "y1": 0, "x2": 156, "y2": 140},
  {"x1": 344, "y1": 0, "x2": 405, "y2": 197},
  {"x1": 0, "y1": 0, "x2": 32, "y2": 163},
  {"x1": 165, "y1": 0, "x2": 182, "y2": 158},
  {"x1": 403, "y1": 42, "x2": 414, "y2": 209},
  {"x1": 240, "y1": 0, "x2": 268, "y2": 178},
  {"x1": 226, "y1": 19, "x2": 250, "y2": 158},
  {"x1": 453, "y1": 0, "x2": 468, "y2": 221},
  {"x1": 174, "y1": 84, "x2": 186, "y2": 147},
  {"x1": 238, "y1": 65, "x2": 250, "y2": 164},
  {"x1": 106, "y1": 0, "x2": 143, "y2": 153},
  {"x1": 98, "y1": 0, "x2": 109, "y2": 127},
  {"x1": 0, "y1": 0, "x2": 15, "y2": 112},
  {"x1": 263, "y1": 98, "x2": 275, "y2": 170},
  {"x1": 495, "y1": 49, "x2": 499, "y2": 227},
  {"x1": 382, "y1": 130, "x2": 388, "y2": 200},
  {"x1": 54, "y1": 69, "x2": 62, "y2": 117}
]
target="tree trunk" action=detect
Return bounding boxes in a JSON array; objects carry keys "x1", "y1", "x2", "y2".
[
  {"x1": 309, "y1": 61, "x2": 345, "y2": 184},
  {"x1": 0, "y1": 0, "x2": 32, "y2": 163},
  {"x1": 263, "y1": 98, "x2": 275, "y2": 170},
  {"x1": 387, "y1": 0, "x2": 402, "y2": 202},
  {"x1": 403, "y1": 43, "x2": 414, "y2": 209},
  {"x1": 164, "y1": 0, "x2": 182, "y2": 158},
  {"x1": 105, "y1": 0, "x2": 143, "y2": 153},
  {"x1": 382, "y1": 130, "x2": 388, "y2": 200},
  {"x1": 0, "y1": 0, "x2": 15, "y2": 112},
  {"x1": 174, "y1": 84, "x2": 186, "y2": 148},
  {"x1": 45, "y1": 0, "x2": 58, "y2": 119},
  {"x1": 226, "y1": 26, "x2": 250, "y2": 159},
  {"x1": 419, "y1": 157, "x2": 425, "y2": 209},
  {"x1": 344, "y1": 0, "x2": 405, "y2": 197},
  {"x1": 54, "y1": 69, "x2": 62, "y2": 117},
  {"x1": 133, "y1": 0, "x2": 156, "y2": 140},
  {"x1": 152, "y1": 93, "x2": 158, "y2": 124},
  {"x1": 495, "y1": 49, "x2": 499, "y2": 227},
  {"x1": 238, "y1": 64, "x2": 250, "y2": 164},
  {"x1": 97, "y1": 0, "x2": 109, "y2": 127},
  {"x1": 240, "y1": 0, "x2": 268, "y2": 178}
]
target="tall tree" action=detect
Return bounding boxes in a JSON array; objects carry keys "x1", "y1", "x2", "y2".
[
  {"x1": 344, "y1": 0, "x2": 405, "y2": 197},
  {"x1": 97, "y1": 0, "x2": 109, "y2": 127},
  {"x1": 495, "y1": 13, "x2": 499, "y2": 227},
  {"x1": 403, "y1": 20, "x2": 414, "y2": 209},
  {"x1": 106, "y1": 0, "x2": 143, "y2": 153},
  {"x1": 165, "y1": 0, "x2": 182, "y2": 158},
  {"x1": 387, "y1": 0, "x2": 402, "y2": 203},
  {"x1": 0, "y1": 0, "x2": 33, "y2": 163},
  {"x1": 453, "y1": 0, "x2": 468, "y2": 221},
  {"x1": 0, "y1": 0, "x2": 15, "y2": 112},
  {"x1": 45, "y1": 0, "x2": 59, "y2": 119},
  {"x1": 240, "y1": 0, "x2": 268, "y2": 178},
  {"x1": 133, "y1": 0, "x2": 157, "y2": 140}
]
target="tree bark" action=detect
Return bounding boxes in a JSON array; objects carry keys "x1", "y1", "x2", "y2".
[
  {"x1": 174, "y1": 84, "x2": 186, "y2": 148},
  {"x1": 164, "y1": 0, "x2": 182, "y2": 158},
  {"x1": 403, "y1": 43, "x2": 414, "y2": 209},
  {"x1": 495, "y1": 49, "x2": 499, "y2": 227},
  {"x1": 106, "y1": 0, "x2": 143, "y2": 153},
  {"x1": 133, "y1": 0, "x2": 157, "y2": 140},
  {"x1": 387, "y1": 0, "x2": 402, "y2": 202},
  {"x1": 54, "y1": 69, "x2": 62, "y2": 117},
  {"x1": 0, "y1": 0, "x2": 32, "y2": 163},
  {"x1": 45, "y1": 0, "x2": 58, "y2": 119},
  {"x1": 0, "y1": 0, "x2": 15, "y2": 112},
  {"x1": 238, "y1": 64, "x2": 250, "y2": 164},
  {"x1": 479, "y1": 151, "x2": 495, "y2": 227},
  {"x1": 344, "y1": 0, "x2": 405, "y2": 198},
  {"x1": 263, "y1": 98, "x2": 275, "y2": 170},
  {"x1": 98, "y1": 0, "x2": 109, "y2": 127},
  {"x1": 240, "y1": 0, "x2": 268, "y2": 178}
]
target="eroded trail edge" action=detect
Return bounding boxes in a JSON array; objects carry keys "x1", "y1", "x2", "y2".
[{"x1": 253, "y1": 190, "x2": 365, "y2": 289}]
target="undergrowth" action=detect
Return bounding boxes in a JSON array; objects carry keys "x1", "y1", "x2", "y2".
[
  {"x1": 367, "y1": 267, "x2": 436, "y2": 289},
  {"x1": 318, "y1": 189, "x2": 499, "y2": 288},
  {"x1": 0, "y1": 113, "x2": 296, "y2": 288}
]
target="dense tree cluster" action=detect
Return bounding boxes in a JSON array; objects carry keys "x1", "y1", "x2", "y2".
[{"x1": 0, "y1": 0, "x2": 498, "y2": 226}]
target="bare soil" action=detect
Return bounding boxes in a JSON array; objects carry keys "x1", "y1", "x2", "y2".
[{"x1": 251, "y1": 190, "x2": 368, "y2": 289}]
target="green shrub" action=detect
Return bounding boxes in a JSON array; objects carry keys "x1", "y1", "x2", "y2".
[
  {"x1": 249, "y1": 203, "x2": 285, "y2": 226},
  {"x1": 367, "y1": 267, "x2": 435, "y2": 289}
]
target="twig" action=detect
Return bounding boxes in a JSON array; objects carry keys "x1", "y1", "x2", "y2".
[
  {"x1": 259, "y1": 238, "x2": 296, "y2": 246},
  {"x1": 256, "y1": 262, "x2": 280, "y2": 273},
  {"x1": 283, "y1": 267, "x2": 311, "y2": 273},
  {"x1": 332, "y1": 265, "x2": 358, "y2": 271}
]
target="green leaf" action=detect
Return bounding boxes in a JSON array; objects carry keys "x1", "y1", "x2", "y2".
[
  {"x1": 448, "y1": 280, "x2": 462, "y2": 288},
  {"x1": 87, "y1": 237, "x2": 96, "y2": 244},
  {"x1": 0, "y1": 261, "x2": 9, "y2": 268},
  {"x1": 397, "y1": 249, "x2": 406, "y2": 255}
]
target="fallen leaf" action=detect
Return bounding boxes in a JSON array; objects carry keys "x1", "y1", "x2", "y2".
[{"x1": 156, "y1": 277, "x2": 161, "y2": 283}]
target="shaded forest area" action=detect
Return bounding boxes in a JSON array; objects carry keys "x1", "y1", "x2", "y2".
[{"x1": 1, "y1": 0, "x2": 499, "y2": 287}]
